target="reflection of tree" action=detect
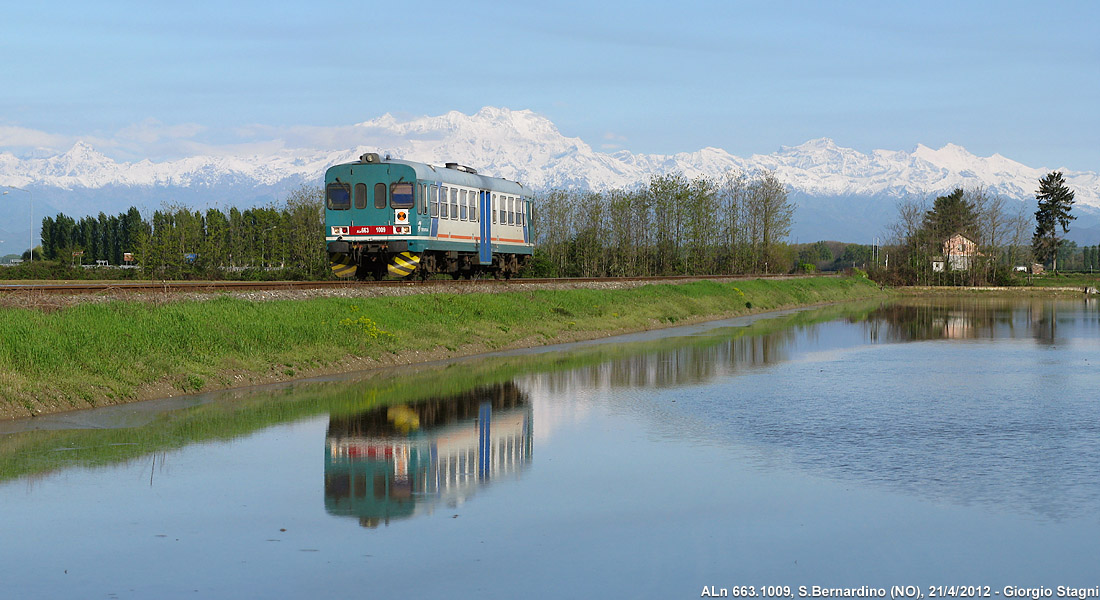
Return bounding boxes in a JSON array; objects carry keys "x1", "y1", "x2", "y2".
[
  {"x1": 324, "y1": 383, "x2": 532, "y2": 528},
  {"x1": 865, "y1": 297, "x2": 1092, "y2": 345},
  {"x1": 528, "y1": 298, "x2": 1100, "y2": 521},
  {"x1": 533, "y1": 325, "x2": 802, "y2": 394}
]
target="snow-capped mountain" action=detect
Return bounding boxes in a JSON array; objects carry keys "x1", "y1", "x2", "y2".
[{"x1": 1, "y1": 106, "x2": 1098, "y2": 255}]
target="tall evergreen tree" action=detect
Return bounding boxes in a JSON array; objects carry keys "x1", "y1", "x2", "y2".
[
  {"x1": 1032, "y1": 171, "x2": 1076, "y2": 270},
  {"x1": 922, "y1": 188, "x2": 978, "y2": 241}
]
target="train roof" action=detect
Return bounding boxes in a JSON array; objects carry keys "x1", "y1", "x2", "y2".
[{"x1": 328, "y1": 153, "x2": 531, "y2": 196}]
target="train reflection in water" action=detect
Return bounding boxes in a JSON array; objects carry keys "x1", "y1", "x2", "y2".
[{"x1": 324, "y1": 382, "x2": 533, "y2": 528}]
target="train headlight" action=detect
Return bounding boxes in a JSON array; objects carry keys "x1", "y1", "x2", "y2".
[{"x1": 330, "y1": 226, "x2": 349, "y2": 235}]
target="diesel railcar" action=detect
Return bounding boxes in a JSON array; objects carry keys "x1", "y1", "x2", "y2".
[{"x1": 325, "y1": 153, "x2": 534, "y2": 280}]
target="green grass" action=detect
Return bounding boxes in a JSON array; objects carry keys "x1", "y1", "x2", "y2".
[
  {"x1": 0, "y1": 277, "x2": 886, "y2": 415},
  {"x1": 1020, "y1": 272, "x2": 1100, "y2": 288}
]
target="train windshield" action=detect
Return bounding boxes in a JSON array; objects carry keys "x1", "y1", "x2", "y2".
[
  {"x1": 391, "y1": 182, "x2": 414, "y2": 208},
  {"x1": 326, "y1": 183, "x2": 351, "y2": 210}
]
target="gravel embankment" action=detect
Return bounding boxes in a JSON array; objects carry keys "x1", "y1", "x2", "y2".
[{"x1": 0, "y1": 277, "x2": 747, "y2": 311}]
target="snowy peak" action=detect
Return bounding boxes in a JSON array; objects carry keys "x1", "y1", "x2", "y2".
[
  {"x1": 46, "y1": 141, "x2": 115, "y2": 177},
  {"x1": 0, "y1": 107, "x2": 1098, "y2": 210},
  {"x1": 780, "y1": 137, "x2": 843, "y2": 154},
  {"x1": 914, "y1": 142, "x2": 982, "y2": 170}
]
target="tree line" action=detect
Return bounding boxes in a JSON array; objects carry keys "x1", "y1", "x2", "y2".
[
  {"x1": 530, "y1": 170, "x2": 795, "y2": 277},
  {"x1": 882, "y1": 171, "x2": 1083, "y2": 285},
  {"x1": 38, "y1": 187, "x2": 328, "y2": 279},
  {"x1": 793, "y1": 240, "x2": 875, "y2": 273},
  {"x1": 39, "y1": 207, "x2": 145, "y2": 266},
  {"x1": 32, "y1": 172, "x2": 802, "y2": 280},
  {"x1": 884, "y1": 186, "x2": 1033, "y2": 285},
  {"x1": 1052, "y1": 241, "x2": 1100, "y2": 272}
]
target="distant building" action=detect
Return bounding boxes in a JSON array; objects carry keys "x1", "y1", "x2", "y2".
[{"x1": 932, "y1": 233, "x2": 981, "y2": 272}]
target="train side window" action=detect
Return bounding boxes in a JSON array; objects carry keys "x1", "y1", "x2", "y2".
[
  {"x1": 472, "y1": 191, "x2": 479, "y2": 223},
  {"x1": 450, "y1": 188, "x2": 458, "y2": 220},
  {"x1": 440, "y1": 186, "x2": 448, "y2": 218},
  {"x1": 354, "y1": 183, "x2": 367, "y2": 209},
  {"x1": 391, "y1": 182, "x2": 413, "y2": 208},
  {"x1": 491, "y1": 194, "x2": 497, "y2": 224},
  {"x1": 460, "y1": 190, "x2": 468, "y2": 221},
  {"x1": 508, "y1": 196, "x2": 515, "y2": 225},
  {"x1": 374, "y1": 183, "x2": 387, "y2": 209},
  {"x1": 430, "y1": 185, "x2": 439, "y2": 217},
  {"x1": 326, "y1": 183, "x2": 351, "y2": 210}
]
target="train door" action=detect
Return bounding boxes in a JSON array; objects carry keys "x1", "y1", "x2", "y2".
[
  {"x1": 429, "y1": 183, "x2": 441, "y2": 238},
  {"x1": 478, "y1": 190, "x2": 492, "y2": 264},
  {"x1": 522, "y1": 197, "x2": 530, "y2": 244}
]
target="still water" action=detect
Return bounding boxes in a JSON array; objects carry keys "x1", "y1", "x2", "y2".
[{"x1": 2, "y1": 297, "x2": 1099, "y2": 599}]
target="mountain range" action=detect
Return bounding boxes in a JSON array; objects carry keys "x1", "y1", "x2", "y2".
[{"x1": 2, "y1": 106, "x2": 1098, "y2": 255}]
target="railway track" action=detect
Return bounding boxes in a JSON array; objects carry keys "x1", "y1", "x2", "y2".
[{"x1": 0, "y1": 273, "x2": 816, "y2": 295}]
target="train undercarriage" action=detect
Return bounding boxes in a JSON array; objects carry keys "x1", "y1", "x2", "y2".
[{"x1": 330, "y1": 245, "x2": 528, "y2": 281}]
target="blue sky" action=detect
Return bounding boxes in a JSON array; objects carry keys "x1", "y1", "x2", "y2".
[{"x1": 1, "y1": 0, "x2": 1098, "y2": 170}]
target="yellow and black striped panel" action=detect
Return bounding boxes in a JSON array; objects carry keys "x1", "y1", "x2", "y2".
[
  {"x1": 329, "y1": 253, "x2": 357, "y2": 278},
  {"x1": 387, "y1": 252, "x2": 421, "y2": 278}
]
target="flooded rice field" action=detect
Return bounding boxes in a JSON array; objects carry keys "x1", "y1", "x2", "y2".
[{"x1": 2, "y1": 297, "x2": 1099, "y2": 599}]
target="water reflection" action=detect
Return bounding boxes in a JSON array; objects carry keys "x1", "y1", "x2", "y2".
[
  {"x1": 324, "y1": 382, "x2": 533, "y2": 528},
  {"x1": 530, "y1": 321, "x2": 810, "y2": 395},
  {"x1": 521, "y1": 297, "x2": 1100, "y2": 521},
  {"x1": 864, "y1": 296, "x2": 1100, "y2": 344}
]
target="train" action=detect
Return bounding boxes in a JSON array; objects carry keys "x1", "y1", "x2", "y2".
[
  {"x1": 324, "y1": 382, "x2": 533, "y2": 528},
  {"x1": 325, "y1": 153, "x2": 535, "y2": 280}
]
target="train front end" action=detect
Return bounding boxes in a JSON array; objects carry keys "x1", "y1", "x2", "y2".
[{"x1": 325, "y1": 153, "x2": 421, "y2": 280}]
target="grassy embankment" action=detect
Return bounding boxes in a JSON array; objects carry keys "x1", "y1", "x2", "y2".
[
  {"x1": 0, "y1": 298, "x2": 886, "y2": 481},
  {"x1": 892, "y1": 272, "x2": 1100, "y2": 294},
  {"x1": 1019, "y1": 272, "x2": 1100, "y2": 288},
  {"x1": 896, "y1": 273, "x2": 1100, "y2": 296},
  {"x1": 0, "y1": 276, "x2": 885, "y2": 418}
]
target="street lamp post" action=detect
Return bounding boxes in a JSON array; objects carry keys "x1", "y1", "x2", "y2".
[{"x1": 3, "y1": 186, "x2": 33, "y2": 262}]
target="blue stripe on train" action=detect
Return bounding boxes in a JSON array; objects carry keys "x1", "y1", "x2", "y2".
[{"x1": 479, "y1": 190, "x2": 492, "y2": 264}]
